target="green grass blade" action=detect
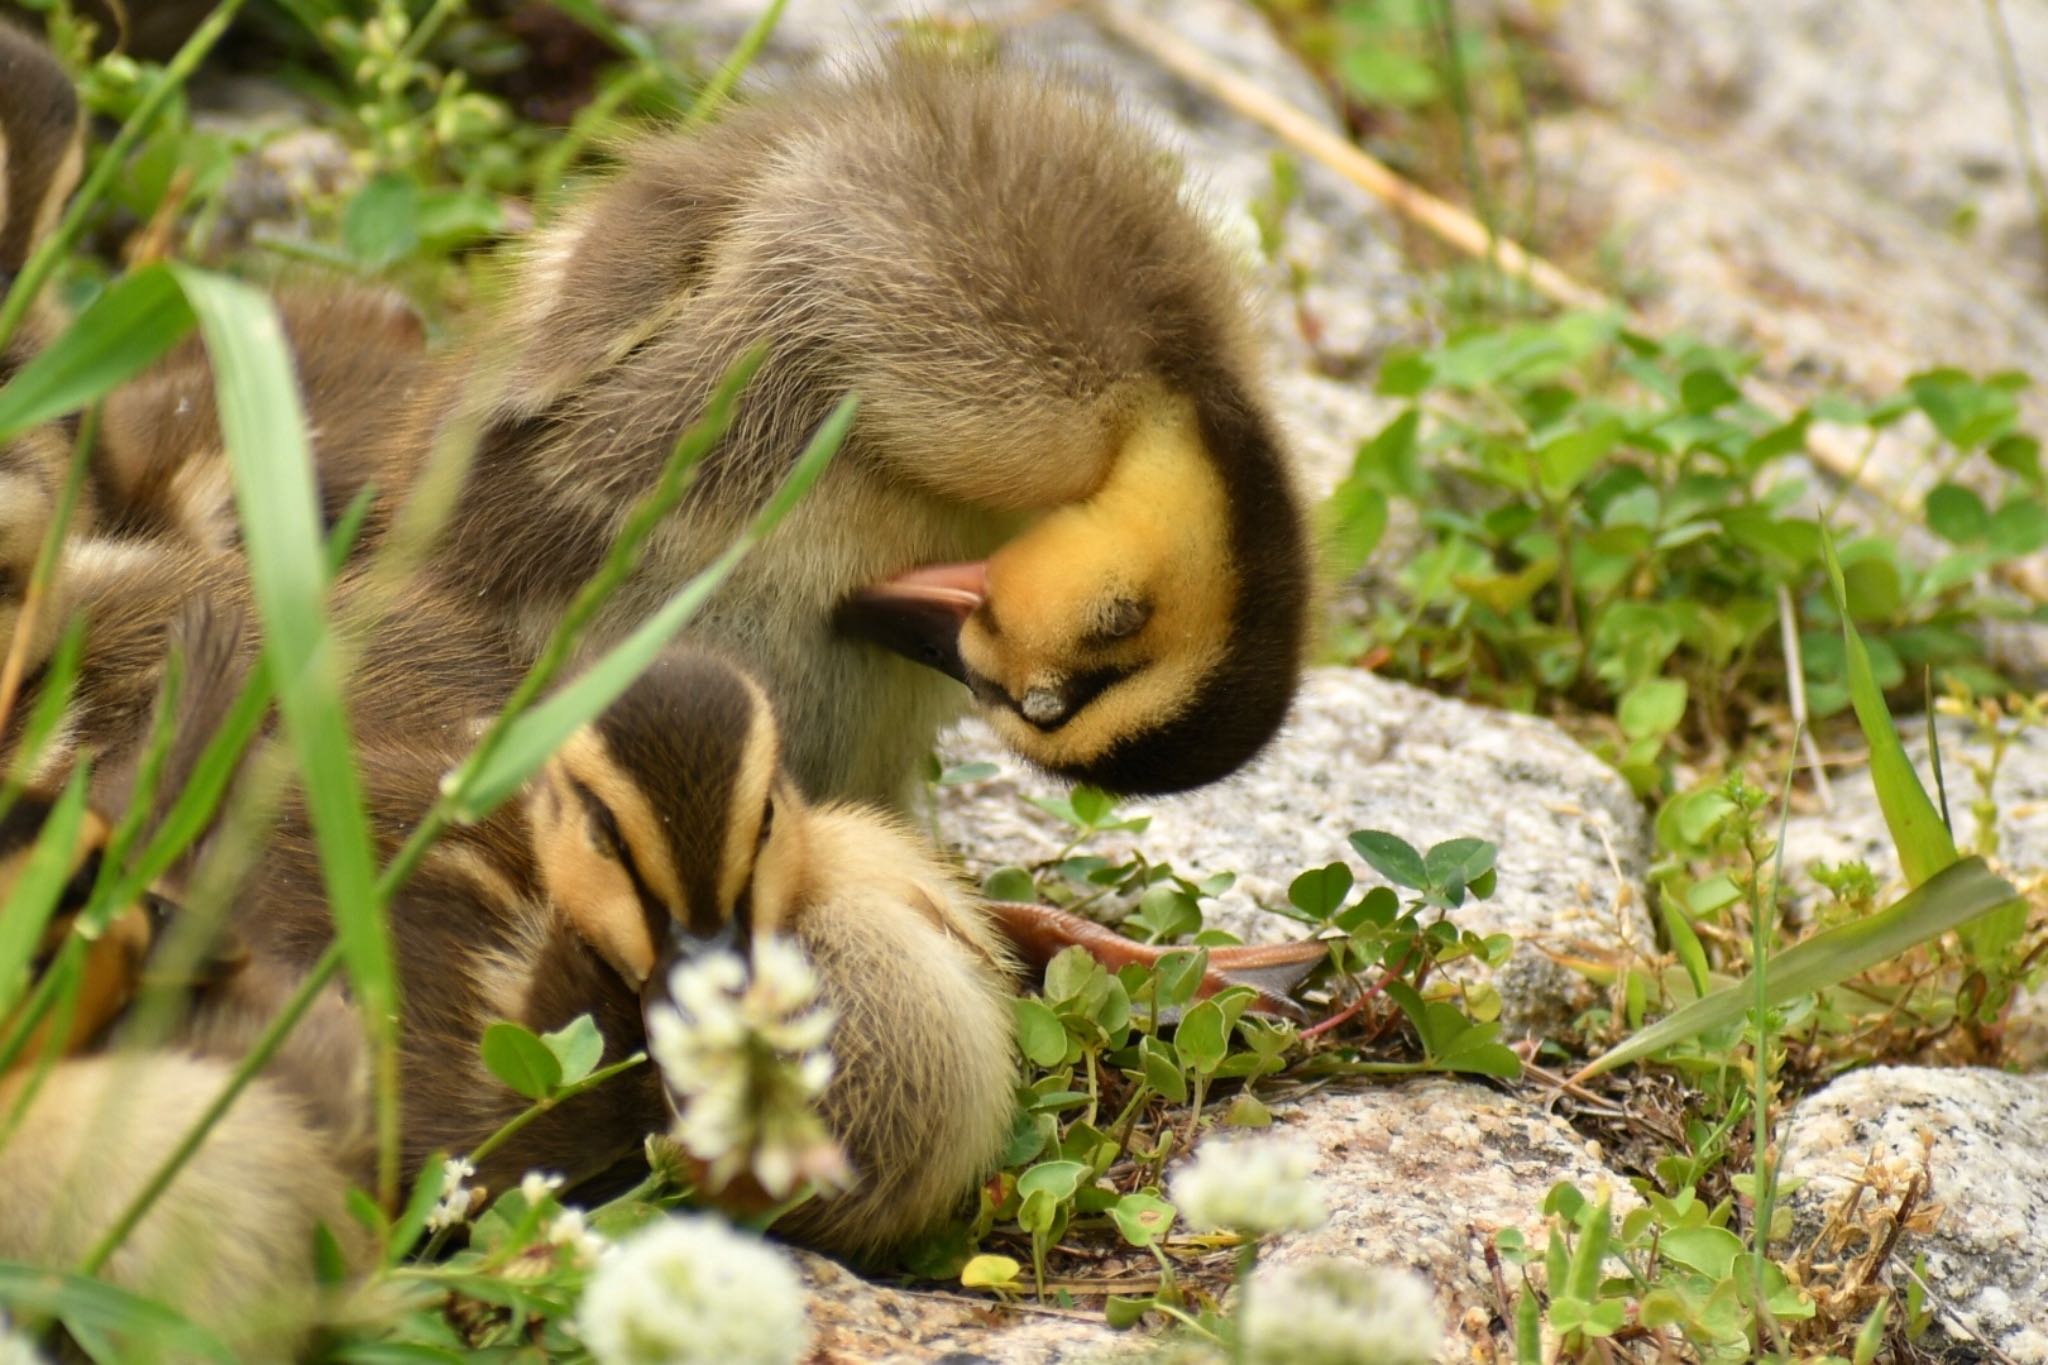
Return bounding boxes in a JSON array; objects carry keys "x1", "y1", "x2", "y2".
[
  {"x1": 0, "y1": 766, "x2": 90, "y2": 1020},
  {"x1": 454, "y1": 391, "x2": 855, "y2": 818},
  {"x1": 1820, "y1": 532, "x2": 1956, "y2": 887},
  {"x1": 0, "y1": 1261, "x2": 234, "y2": 1364},
  {"x1": 682, "y1": 0, "x2": 787, "y2": 126},
  {"x1": 0, "y1": 266, "x2": 195, "y2": 441},
  {"x1": 1572, "y1": 857, "x2": 2020, "y2": 1080},
  {"x1": 165, "y1": 265, "x2": 392, "y2": 1045}
]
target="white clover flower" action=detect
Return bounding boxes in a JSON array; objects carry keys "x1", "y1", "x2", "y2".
[
  {"x1": 646, "y1": 935, "x2": 848, "y2": 1199},
  {"x1": 521, "y1": 1171, "x2": 566, "y2": 1206},
  {"x1": 576, "y1": 1214, "x2": 808, "y2": 1365},
  {"x1": 1172, "y1": 1133, "x2": 1328, "y2": 1237},
  {"x1": 426, "y1": 1156, "x2": 481, "y2": 1232},
  {"x1": 0, "y1": 1316, "x2": 46, "y2": 1365},
  {"x1": 1240, "y1": 1259, "x2": 1443, "y2": 1365},
  {"x1": 549, "y1": 1207, "x2": 608, "y2": 1265}
]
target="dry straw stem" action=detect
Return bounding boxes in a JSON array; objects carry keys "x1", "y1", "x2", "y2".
[{"x1": 1086, "y1": 2, "x2": 2048, "y2": 606}]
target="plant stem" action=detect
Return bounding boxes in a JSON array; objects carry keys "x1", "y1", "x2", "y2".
[{"x1": 467, "y1": 1053, "x2": 648, "y2": 1170}]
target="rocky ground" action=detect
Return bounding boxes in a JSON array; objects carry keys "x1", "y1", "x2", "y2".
[{"x1": 596, "y1": 1, "x2": 2048, "y2": 1360}]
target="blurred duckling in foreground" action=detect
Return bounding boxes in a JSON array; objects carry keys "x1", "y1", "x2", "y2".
[{"x1": 376, "y1": 53, "x2": 1312, "y2": 807}]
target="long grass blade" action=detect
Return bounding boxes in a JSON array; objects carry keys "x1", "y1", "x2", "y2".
[
  {"x1": 454, "y1": 390, "x2": 854, "y2": 817},
  {"x1": 0, "y1": 266, "x2": 194, "y2": 441},
  {"x1": 166, "y1": 266, "x2": 386, "y2": 1010},
  {"x1": 0, "y1": 767, "x2": 90, "y2": 1021},
  {"x1": 1820, "y1": 533, "x2": 1956, "y2": 886},
  {"x1": 1570, "y1": 857, "x2": 2021, "y2": 1081}
]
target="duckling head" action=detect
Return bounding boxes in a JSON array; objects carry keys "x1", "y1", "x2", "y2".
[
  {"x1": 843, "y1": 384, "x2": 1308, "y2": 796},
  {"x1": 526, "y1": 651, "x2": 807, "y2": 990}
]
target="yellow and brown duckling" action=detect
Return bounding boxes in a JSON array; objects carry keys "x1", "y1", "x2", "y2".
[
  {"x1": 369, "y1": 52, "x2": 1311, "y2": 808},
  {"x1": 112, "y1": 614, "x2": 1020, "y2": 1259}
]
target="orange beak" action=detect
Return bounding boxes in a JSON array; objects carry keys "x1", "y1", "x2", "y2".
[{"x1": 834, "y1": 560, "x2": 989, "y2": 684}]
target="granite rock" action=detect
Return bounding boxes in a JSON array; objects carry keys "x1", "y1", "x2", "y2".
[
  {"x1": 938, "y1": 666, "x2": 1655, "y2": 1039},
  {"x1": 1252, "y1": 1079, "x2": 1637, "y2": 1364},
  {"x1": 1780, "y1": 1066, "x2": 2048, "y2": 1364}
]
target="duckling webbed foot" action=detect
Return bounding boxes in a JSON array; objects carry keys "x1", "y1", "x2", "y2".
[{"x1": 986, "y1": 900, "x2": 1324, "y2": 1022}]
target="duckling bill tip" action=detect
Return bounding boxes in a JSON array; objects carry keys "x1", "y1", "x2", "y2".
[{"x1": 833, "y1": 559, "x2": 990, "y2": 684}]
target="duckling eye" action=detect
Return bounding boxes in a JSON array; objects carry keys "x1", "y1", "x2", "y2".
[
  {"x1": 576, "y1": 783, "x2": 624, "y2": 861},
  {"x1": 1089, "y1": 597, "x2": 1152, "y2": 645},
  {"x1": 757, "y1": 796, "x2": 775, "y2": 850}
]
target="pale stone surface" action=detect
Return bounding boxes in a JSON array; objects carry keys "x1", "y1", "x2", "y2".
[
  {"x1": 938, "y1": 667, "x2": 1656, "y2": 1038},
  {"x1": 1253, "y1": 1079, "x2": 1638, "y2": 1365},
  {"x1": 1780, "y1": 1066, "x2": 2048, "y2": 1364},
  {"x1": 1517, "y1": 0, "x2": 2048, "y2": 296},
  {"x1": 796, "y1": 1251, "x2": 1139, "y2": 1362}
]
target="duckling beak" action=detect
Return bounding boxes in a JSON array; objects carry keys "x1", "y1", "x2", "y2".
[
  {"x1": 641, "y1": 915, "x2": 744, "y2": 1016},
  {"x1": 834, "y1": 560, "x2": 988, "y2": 685}
]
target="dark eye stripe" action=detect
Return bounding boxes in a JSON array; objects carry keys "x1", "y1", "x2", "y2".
[{"x1": 568, "y1": 775, "x2": 675, "y2": 951}]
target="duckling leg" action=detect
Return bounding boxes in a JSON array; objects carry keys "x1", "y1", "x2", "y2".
[
  {"x1": 0, "y1": 1051, "x2": 366, "y2": 1357},
  {"x1": 986, "y1": 900, "x2": 1323, "y2": 1021}
]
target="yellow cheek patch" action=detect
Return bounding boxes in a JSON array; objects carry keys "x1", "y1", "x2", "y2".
[
  {"x1": 528, "y1": 764, "x2": 658, "y2": 985},
  {"x1": 961, "y1": 394, "x2": 1235, "y2": 767},
  {"x1": 553, "y1": 730, "x2": 685, "y2": 918}
]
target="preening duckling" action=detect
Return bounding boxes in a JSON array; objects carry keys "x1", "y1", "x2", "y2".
[{"x1": 378, "y1": 53, "x2": 1311, "y2": 807}]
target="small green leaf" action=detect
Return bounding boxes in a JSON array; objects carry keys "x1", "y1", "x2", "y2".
[
  {"x1": 1139, "y1": 1035, "x2": 1188, "y2": 1103},
  {"x1": 960, "y1": 1254, "x2": 1023, "y2": 1291},
  {"x1": 1619, "y1": 677, "x2": 1687, "y2": 739},
  {"x1": 1924, "y1": 482, "x2": 1990, "y2": 544},
  {"x1": 1658, "y1": 1224, "x2": 1743, "y2": 1278},
  {"x1": 982, "y1": 866, "x2": 1037, "y2": 902},
  {"x1": 343, "y1": 173, "x2": 422, "y2": 268},
  {"x1": 1174, "y1": 999, "x2": 1229, "y2": 1075},
  {"x1": 1016, "y1": 1160, "x2": 1087, "y2": 1202},
  {"x1": 1536, "y1": 418, "x2": 1622, "y2": 497},
  {"x1": 540, "y1": 1014, "x2": 604, "y2": 1085},
  {"x1": 1423, "y1": 836, "x2": 1497, "y2": 891},
  {"x1": 1013, "y1": 998, "x2": 1069, "y2": 1067},
  {"x1": 1288, "y1": 861, "x2": 1354, "y2": 918},
  {"x1": 1109, "y1": 1192, "x2": 1177, "y2": 1248},
  {"x1": 1104, "y1": 1295, "x2": 1156, "y2": 1329},
  {"x1": 481, "y1": 1021, "x2": 562, "y2": 1100},
  {"x1": 1349, "y1": 829, "x2": 1427, "y2": 888},
  {"x1": 1679, "y1": 366, "x2": 1741, "y2": 413}
]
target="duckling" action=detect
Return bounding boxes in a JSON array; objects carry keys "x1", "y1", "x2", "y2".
[
  {"x1": 119, "y1": 620, "x2": 1018, "y2": 1257},
  {"x1": 0, "y1": 648, "x2": 368, "y2": 1357},
  {"x1": 373, "y1": 52, "x2": 1311, "y2": 807}
]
